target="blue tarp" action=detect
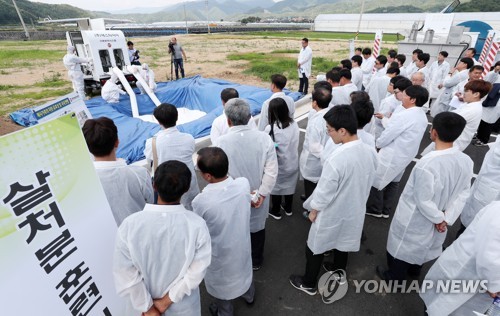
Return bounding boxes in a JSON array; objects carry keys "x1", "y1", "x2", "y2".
[{"x1": 10, "y1": 75, "x2": 303, "y2": 163}]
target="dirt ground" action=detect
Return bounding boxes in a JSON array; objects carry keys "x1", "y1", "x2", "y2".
[{"x1": 0, "y1": 34, "x2": 389, "y2": 136}]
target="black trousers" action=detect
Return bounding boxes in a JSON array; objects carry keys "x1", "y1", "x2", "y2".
[
  {"x1": 304, "y1": 179, "x2": 317, "y2": 201},
  {"x1": 366, "y1": 182, "x2": 400, "y2": 215},
  {"x1": 386, "y1": 252, "x2": 422, "y2": 281},
  {"x1": 455, "y1": 223, "x2": 467, "y2": 240},
  {"x1": 251, "y1": 229, "x2": 265, "y2": 266},
  {"x1": 477, "y1": 120, "x2": 492, "y2": 144},
  {"x1": 303, "y1": 246, "x2": 349, "y2": 287},
  {"x1": 299, "y1": 73, "x2": 309, "y2": 94},
  {"x1": 270, "y1": 194, "x2": 294, "y2": 213}
]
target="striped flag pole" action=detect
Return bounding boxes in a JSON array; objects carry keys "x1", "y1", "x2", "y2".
[
  {"x1": 478, "y1": 30, "x2": 495, "y2": 64},
  {"x1": 482, "y1": 33, "x2": 500, "y2": 79},
  {"x1": 372, "y1": 30, "x2": 383, "y2": 73}
]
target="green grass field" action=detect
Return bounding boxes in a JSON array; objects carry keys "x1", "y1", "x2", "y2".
[{"x1": 245, "y1": 31, "x2": 402, "y2": 42}]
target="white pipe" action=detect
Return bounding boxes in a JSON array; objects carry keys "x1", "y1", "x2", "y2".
[
  {"x1": 127, "y1": 65, "x2": 161, "y2": 106},
  {"x1": 112, "y1": 67, "x2": 139, "y2": 118}
]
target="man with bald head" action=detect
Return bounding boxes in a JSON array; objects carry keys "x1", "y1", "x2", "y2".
[{"x1": 168, "y1": 37, "x2": 187, "y2": 79}]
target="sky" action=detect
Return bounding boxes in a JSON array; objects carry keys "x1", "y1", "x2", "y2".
[{"x1": 33, "y1": 0, "x2": 187, "y2": 12}]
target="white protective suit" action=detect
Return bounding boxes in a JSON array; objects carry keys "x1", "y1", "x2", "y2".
[
  {"x1": 63, "y1": 46, "x2": 91, "y2": 100},
  {"x1": 113, "y1": 204, "x2": 211, "y2": 316},
  {"x1": 361, "y1": 56, "x2": 376, "y2": 88},
  {"x1": 264, "y1": 121, "x2": 299, "y2": 195},
  {"x1": 101, "y1": 74, "x2": 126, "y2": 103},
  {"x1": 428, "y1": 60, "x2": 451, "y2": 99},
  {"x1": 387, "y1": 147, "x2": 473, "y2": 265},
  {"x1": 374, "y1": 94, "x2": 401, "y2": 140},
  {"x1": 321, "y1": 129, "x2": 374, "y2": 166},
  {"x1": 406, "y1": 61, "x2": 417, "y2": 79},
  {"x1": 430, "y1": 69, "x2": 469, "y2": 117},
  {"x1": 192, "y1": 177, "x2": 253, "y2": 300},
  {"x1": 297, "y1": 46, "x2": 313, "y2": 79},
  {"x1": 214, "y1": 125, "x2": 278, "y2": 232},
  {"x1": 94, "y1": 160, "x2": 154, "y2": 226},
  {"x1": 420, "y1": 201, "x2": 500, "y2": 316},
  {"x1": 210, "y1": 113, "x2": 256, "y2": 144},
  {"x1": 367, "y1": 75, "x2": 390, "y2": 112},
  {"x1": 258, "y1": 92, "x2": 295, "y2": 131},
  {"x1": 299, "y1": 107, "x2": 330, "y2": 183},
  {"x1": 460, "y1": 136, "x2": 500, "y2": 227},
  {"x1": 374, "y1": 106, "x2": 428, "y2": 190},
  {"x1": 144, "y1": 127, "x2": 200, "y2": 210},
  {"x1": 136, "y1": 63, "x2": 157, "y2": 94},
  {"x1": 351, "y1": 67, "x2": 363, "y2": 91},
  {"x1": 305, "y1": 140, "x2": 377, "y2": 254},
  {"x1": 330, "y1": 83, "x2": 358, "y2": 107}
]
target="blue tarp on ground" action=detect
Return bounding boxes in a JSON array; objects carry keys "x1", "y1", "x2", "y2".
[{"x1": 10, "y1": 75, "x2": 303, "y2": 163}]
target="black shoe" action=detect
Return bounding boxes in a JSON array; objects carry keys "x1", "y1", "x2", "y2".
[
  {"x1": 376, "y1": 265, "x2": 390, "y2": 281},
  {"x1": 361, "y1": 231, "x2": 367, "y2": 243},
  {"x1": 300, "y1": 194, "x2": 306, "y2": 201},
  {"x1": 253, "y1": 265, "x2": 261, "y2": 271},
  {"x1": 244, "y1": 296, "x2": 255, "y2": 306},
  {"x1": 322, "y1": 261, "x2": 336, "y2": 272},
  {"x1": 209, "y1": 303, "x2": 218, "y2": 316},
  {"x1": 323, "y1": 250, "x2": 332, "y2": 257},
  {"x1": 281, "y1": 205, "x2": 293, "y2": 216},
  {"x1": 381, "y1": 209, "x2": 390, "y2": 219},
  {"x1": 366, "y1": 210, "x2": 383, "y2": 218},
  {"x1": 269, "y1": 210, "x2": 282, "y2": 220},
  {"x1": 289, "y1": 275, "x2": 317, "y2": 295}
]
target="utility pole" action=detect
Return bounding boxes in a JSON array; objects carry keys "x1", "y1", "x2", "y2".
[
  {"x1": 183, "y1": 2, "x2": 188, "y2": 34},
  {"x1": 12, "y1": 0, "x2": 30, "y2": 39},
  {"x1": 205, "y1": 0, "x2": 210, "y2": 34},
  {"x1": 355, "y1": 0, "x2": 365, "y2": 41}
]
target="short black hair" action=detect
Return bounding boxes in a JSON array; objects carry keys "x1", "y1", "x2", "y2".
[
  {"x1": 405, "y1": 85, "x2": 429, "y2": 107},
  {"x1": 362, "y1": 48, "x2": 372, "y2": 55},
  {"x1": 324, "y1": 105, "x2": 358, "y2": 135},
  {"x1": 340, "y1": 59, "x2": 352, "y2": 70},
  {"x1": 221, "y1": 88, "x2": 239, "y2": 103},
  {"x1": 271, "y1": 74, "x2": 287, "y2": 90},
  {"x1": 355, "y1": 47, "x2": 362, "y2": 52},
  {"x1": 460, "y1": 57, "x2": 474, "y2": 69},
  {"x1": 312, "y1": 87, "x2": 332, "y2": 109},
  {"x1": 417, "y1": 53, "x2": 430, "y2": 65},
  {"x1": 339, "y1": 68, "x2": 352, "y2": 80},
  {"x1": 393, "y1": 77, "x2": 412, "y2": 91},
  {"x1": 390, "y1": 61, "x2": 399, "y2": 69},
  {"x1": 387, "y1": 49, "x2": 397, "y2": 58},
  {"x1": 314, "y1": 81, "x2": 333, "y2": 93},
  {"x1": 432, "y1": 112, "x2": 467, "y2": 142},
  {"x1": 439, "y1": 51, "x2": 449, "y2": 58},
  {"x1": 351, "y1": 100, "x2": 374, "y2": 129},
  {"x1": 412, "y1": 49, "x2": 423, "y2": 55},
  {"x1": 469, "y1": 65, "x2": 485, "y2": 73},
  {"x1": 395, "y1": 54, "x2": 406, "y2": 65},
  {"x1": 82, "y1": 117, "x2": 118, "y2": 157},
  {"x1": 387, "y1": 67, "x2": 400, "y2": 75},
  {"x1": 376, "y1": 55, "x2": 388, "y2": 66},
  {"x1": 326, "y1": 70, "x2": 341, "y2": 83},
  {"x1": 154, "y1": 103, "x2": 178, "y2": 128},
  {"x1": 302, "y1": 37, "x2": 309, "y2": 43},
  {"x1": 351, "y1": 55, "x2": 363, "y2": 66},
  {"x1": 154, "y1": 160, "x2": 191, "y2": 203},
  {"x1": 467, "y1": 47, "x2": 477, "y2": 55},
  {"x1": 350, "y1": 91, "x2": 370, "y2": 103},
  {"x1": 127, "y1": 41, "x2": 133, "y2": 46},
  {"x1": 196, "y1": 147, "x2": 228, "y2": 179}
]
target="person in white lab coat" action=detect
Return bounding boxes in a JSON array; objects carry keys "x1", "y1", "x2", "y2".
[
  {"x1": 446, "y1": 65, "x2": 485, "y2": 113},
  {"x1": 458, "y1": 136, "x2": 500, "y2": 236},
  {"x1": 430, "y1": 57, "x2": 474, "y2": 117},
  {"x1": 420, "y1": 201, "x2": 500, "y2": 316},
  {"x1": 144, "y1": 103, "x2": 199, "y2": 210},
  {"x1": 63, "y1": 45, "x2": 92, "y2": 100},
  {"x1": 334, "y1": 69, "x2": 359, "y2": 106},
  {"x1": 351, "y1": 55, "x2": 364, "y2": 91},
  {"x1": 475, "y1": 83, "x2": 500, "y2": 146},
  {"x1": 395, "y1": 54, "x2": 408, "y2": 78},
  {"x1": 366, "y1": 85, "x2": 429, "y2": 218},
  {"x1": 136, "y1": 63, "x2": 157, "y2": 94},
  {"x1": 372, "y1": 55, "x2": 388, "y2": 80},
  {"x1": 361, "y1": 48, "x2": 376, "y2": 89},
  {"x1": 83, "y1": 117, "x2": 154, "y2": 226},
  {"x1": 258, "y1": 74, "x2": 295, "y2": 131},
  {"x1": 299, "y1": 87, "x2": 332, "y2": 203},
  {"x1": 192, "y1": 147, "x2": 254, "y2": 316},
  {"x1": 428, "y1": 51, "x2": 451, "y2": 104},
  {"x1": 327, "y1": 68, "x2": 343, "y2": 107},
  {"x1": 210, "y1": 88, "x2": 256, "y2": 144},
  {"x1": 462, "y1": 47, "x2": 480, "y2": 65},
  {"x1": 101, "y1": 73, "x2": 126, "y2": 103},
  {"x1": 289, "y1": 105, "x2": 377, "y2": 295},
  {"x1": 377, "y1": 112, "x2": 473, "y2": 282},
  {"x1": 113, "y1": 160, "x2": 211, "y2": 316},
  {"x1": 405, "y1": 49, "x2": 423, "y2": 80},
  {"x1": 213, "y1": 98, "x2": 278, "y2": 271},
  {"x1": 367, "y1": 66, "x2": 400, "y2": 113},
  {"x1": 414, "y1": 53, "x2": 431, "y2": 89},
  {"x1": 265, "y1": 98, "x2": 299, "y2": 219},
  {"x1": 297, "y1": 37, "x2": 313, "y2": 95}
]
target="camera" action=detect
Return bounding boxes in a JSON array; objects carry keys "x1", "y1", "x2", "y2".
[{"x1": 168, "y1": 41, "x2": 175, "y2": 51}]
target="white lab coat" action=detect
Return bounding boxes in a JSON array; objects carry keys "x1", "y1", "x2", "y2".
[
  {"x1": 258, "y1": 92, "x2": 295, "y2": 131},
  {"x1": 101, "y1": 80, "x2": 126, "y2": 103},
  {"x1": 63, "y1": 53, "x2": 91, "y2": 100},
  {"x1": 94, "y1": 160, "x2": 154, "y2": 226},
  {"x1": 192, "y1": 177, "x2": 253, "y2": 300},
  {"x1": 387, "y1": 147, "x2": 473, "y2": 265},
  {"x1": 210, "y1": 112, "x2": 256, "y2": 144},
  {"x1": 113, "y1": 204, "x2": 211, "y2": 316},
  {"x1": 144, "y1": 127, "x2": 199, "y2": 210},
  {"x1": 306, "y1": 140, "x2": 377, "y2": 254},
  {"x1": 484, "y1": 71, "x2": 499, "y2": 84},
  {"x1": 482, "y1": 97, "x2": 500, "y2": 124},
  {"x1": 399, "y1": 66, "x2": 408, "y2": 78},
  {"x1": 351, "y1": 67, "x2": 363, "y2": 90},
  {"x1": 299, "y1": 107, "x2": 330, "y2": 183},
  {"x1": 361, "y1": 56, "x2": 376, "y2": 88},
  {"x1": 420, "y1": 201, "x2": 500, "y2": 316},
  {"x1": 406, "y1": 61, "x2": 418, "y2": 79},
  {"x1": 137, "y1": 68, "x2": 157, "y2": 94},
  {"x1": 367, "y1": 75, "x2": 390, "y2": 112},
  {"x1": 430, "y1": 69, "x2": 469, "y2": 117},
  {"x1": 415, "y1": 66, "x2": 431, "y2": 89},
  {"x1": 265, "y1": 121, "x2": 299, "y2": 195},
  {"x1": 374, "y1": 94, "x2": 401, "y2": 140},
  {"x1": 453, "y1": 101, "x2": 483, "y2": 151},
  {"x1": 460, "y1": 137, "x2": 500, "y2": 227},
  {"x1": 214, "y1": 125, "x2": 278, "y2": 232},
  {"x1": 331, "y1": 83, "x2": 358, "y2": 107},
  {"x1": 374, "y1": 106, "x2": 428, "y2": 190},
  {"x1": 321, "y1": 129, "x2": 375, "y2": 165},
  {"x1": 298, "y1": 46, "x2": 313, "y2": 78},
  {"x1": 428, "y1": 60, "x2": 451, "y2": 99}
]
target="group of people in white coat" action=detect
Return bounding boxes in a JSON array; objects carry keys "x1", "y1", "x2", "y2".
[{"x1": 80, "y1": 44, "x2": 500, "y2": 314}]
